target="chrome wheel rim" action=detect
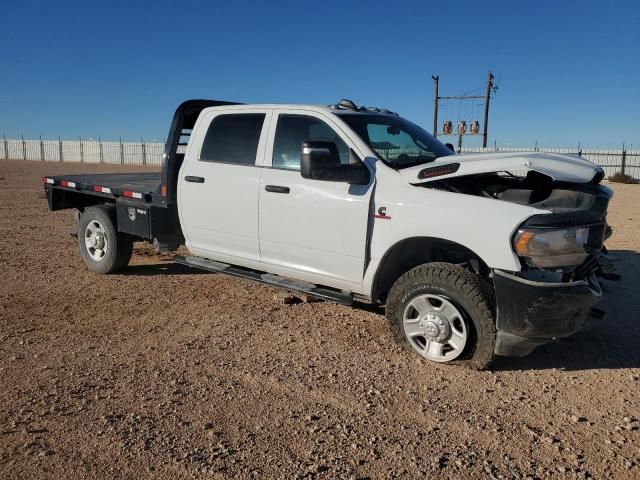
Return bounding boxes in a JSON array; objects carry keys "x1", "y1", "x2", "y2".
[
  {"x1": 402, "y1": 294, "x2": 468, "y2": 362},
  {"x1": 84, "y1": 220, "x2": 108, "y2": 261}
]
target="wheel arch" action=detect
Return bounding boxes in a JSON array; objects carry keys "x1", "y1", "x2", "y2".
[{"x1": 370, "y1": 236, "x2": 491, "y2": 304}]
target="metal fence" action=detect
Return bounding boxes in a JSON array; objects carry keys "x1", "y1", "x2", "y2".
[
  {"x1": 2, "y1": 136, "x2": 639, "y2": 179},
  {"x1": 459, "y1": 146, "x2": 640, "y2": 179},
  {"x1": 1, "y1": 137, "x2": 166, "y2": 166}
]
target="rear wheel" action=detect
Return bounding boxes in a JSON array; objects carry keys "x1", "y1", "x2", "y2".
[
  {"x1": 78, "y1": 205, "x2": 133, "y2": 273},
  {"x1": 385, "y1": 262, "x2": 496, "y2": 370}
]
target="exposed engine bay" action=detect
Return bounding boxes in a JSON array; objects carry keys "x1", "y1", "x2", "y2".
[
  {"x1": 425, "y1": 170, "x2": 605, "y2": 212},
  {"x1": 424, "y1": 169, "x2": 614, "y2": 279}
]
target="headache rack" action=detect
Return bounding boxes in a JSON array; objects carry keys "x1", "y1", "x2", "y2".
[{"x1": 159, "y1": 99, "x2": 242, "y2": 206}]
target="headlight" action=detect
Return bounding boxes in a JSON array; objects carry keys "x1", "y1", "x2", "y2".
[{"x1": 513, "y1": 227, "x2": 589, "y2": 268}]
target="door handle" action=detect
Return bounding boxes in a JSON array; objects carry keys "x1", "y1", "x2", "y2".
[
  {"x1": 265, "y1": 185, "x2": 290, "y2": 194},
  {"x1": 185, "y1": 176, "x2": 205, "y2": 183}
]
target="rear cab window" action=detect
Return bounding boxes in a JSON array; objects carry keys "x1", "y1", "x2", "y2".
[{"x1": 200, "y1": 113, "x2": 266, "y2": 165}]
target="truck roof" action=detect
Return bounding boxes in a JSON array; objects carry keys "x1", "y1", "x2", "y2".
[{"x1": 200, "y1": 98, "x2": 399, "y2": 116}]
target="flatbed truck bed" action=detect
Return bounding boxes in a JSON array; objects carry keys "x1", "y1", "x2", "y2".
[
  {"x1": 44, "y1": 169, "x2": 180, "y2": 250},
  {"x1": 44, "y1": 172, "x2": 162, "y2": 201}
]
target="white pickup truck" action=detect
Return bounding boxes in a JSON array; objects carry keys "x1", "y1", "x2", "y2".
[{"x1": 44, "y1": 99, "x2": 612, "y2": 369}]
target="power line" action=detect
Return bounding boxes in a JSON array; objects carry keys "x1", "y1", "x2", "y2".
[{"x1": 432, "y1": 71, "x2": 496, "y2": 149}]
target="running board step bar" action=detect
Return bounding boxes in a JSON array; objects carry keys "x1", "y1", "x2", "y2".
[{"x1": 173, "y1": 255, "x2": 353, "y2": 305}]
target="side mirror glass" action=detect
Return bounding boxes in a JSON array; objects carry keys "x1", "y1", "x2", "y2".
[
  {"x1": 300, "y1": 141, "x2": 369, "y2": 185},
  {"x1": 300, "y1": 141, "x2": 340, "y2": 178}
]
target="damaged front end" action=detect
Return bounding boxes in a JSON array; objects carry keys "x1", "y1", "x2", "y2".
[
  {"x1": 492, "y1": 269, "x2": 603, "y2": 356},
  {"x1": 492, "y1": 178, "x2": 613, "y2": 356},
  {"x1": 410, "y1": 153, "x2": 615, "y2": 357}
]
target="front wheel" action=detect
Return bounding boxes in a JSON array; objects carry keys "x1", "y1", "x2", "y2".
[
  {"x1": 385, "y1": 262, "x2": 496, "y2": 370},
  {"x1": 78, "y1": 205, "x2": 133, "y2": 274}
]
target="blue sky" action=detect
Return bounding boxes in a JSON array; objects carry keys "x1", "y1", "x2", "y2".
[{"x1": 1, "y1": 0, "x2": 638, "y2": 147}]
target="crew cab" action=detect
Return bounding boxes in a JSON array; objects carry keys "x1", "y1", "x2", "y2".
[{"x1": 43, "y1": 99, "x2": 612, "y2": 369}]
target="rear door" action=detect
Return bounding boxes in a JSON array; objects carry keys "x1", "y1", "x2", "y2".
[
  {"x1": 179, "y1": 108, "x2": 271, "y2": 265},
  {"x1": 259, "y1": 110, "x2": 374, "y2": 292}
]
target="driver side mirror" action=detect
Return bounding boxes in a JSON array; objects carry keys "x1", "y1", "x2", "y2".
[
  {"x1": 445, "y1": 142, "x2": 456, "y2": 152},
  {"x1": 300, "y1": 141, "x2": 369, "y2": 185}
]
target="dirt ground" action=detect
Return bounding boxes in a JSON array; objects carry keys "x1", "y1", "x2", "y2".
[{"x1": 1, "y1": 159, "x2": 639, "y2": 480}]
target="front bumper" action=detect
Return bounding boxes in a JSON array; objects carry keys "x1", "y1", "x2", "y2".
[{"x1": 493, "y1": 269, "x2": 602, "y2": 357}]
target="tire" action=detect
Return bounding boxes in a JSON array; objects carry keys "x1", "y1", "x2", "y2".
[
  {"x1": 385, "y1": 262, "x2": 496, "y2": 370},
  {"x1": 78, "y1": 205, "x2": 133, "y2": 274}
]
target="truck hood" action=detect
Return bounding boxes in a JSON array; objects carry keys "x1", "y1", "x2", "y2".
[{"x1": 400, "y1": 151, "x2": 604, "y2": 185}]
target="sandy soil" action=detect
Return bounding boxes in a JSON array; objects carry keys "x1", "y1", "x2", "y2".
[{"x1": 1, "y1": 159, "x2": 639, "y2": 479}]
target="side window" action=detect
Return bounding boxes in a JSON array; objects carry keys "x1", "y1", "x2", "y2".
[
  {"x1": 200, "y1": 113, "x2": 265, "y2": 165},
  {"x1": 272, "y1": 115, "x2": 350, "y2": 170}
]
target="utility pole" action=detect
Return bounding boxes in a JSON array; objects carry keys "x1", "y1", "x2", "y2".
[
  {"x1": 432, "y1": 75, "x2": 439, "y2": 136},
  {"x1": 431, "y1": 71, "x2": 495, "y2": 145},
  {"x1": 482, "y1": 71, "x2": 494, "y2": 148}
]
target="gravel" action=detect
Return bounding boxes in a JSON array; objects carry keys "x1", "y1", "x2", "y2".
[{"x1": 1, "y1": 160, "x2": 639, "y2": 479}]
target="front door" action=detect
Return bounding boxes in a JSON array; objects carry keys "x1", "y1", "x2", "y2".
[
  {"x1": 259, "y1": 111, "x2": 373, "y2": 292},
  {"x1": 179, "y1": 109, "x2": 271, "y2": 265}
]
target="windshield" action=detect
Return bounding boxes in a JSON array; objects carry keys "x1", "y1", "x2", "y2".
[{"x1": 338, "y1": 113, "x2": 453, "y2": 169}]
